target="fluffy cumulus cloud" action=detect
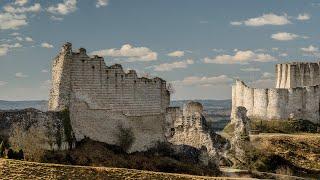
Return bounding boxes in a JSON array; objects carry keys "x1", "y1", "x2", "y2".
[
  {"x1": 96, "y1": 0, "x2": 109, "y2": 8},
  {"x1": 4, "y1": 3, "x2": 41, "y2": 14},
  {"x1": 167, "y1": 50, "x2": 185, "y2": 57},
  {"x1": 0, "y1": 43, "x2": 23, "y2": 56},
  {"x1": 15, "y1": 72, "x2": 28, "y2": 78},
  {"x1": 271, "y1": 32, "x2": 307, "y2": 41},
  {"x1": 301, "y1": 45, "x2": 319, "y2": 53},
  {"x1": 15, "y1": 0, "x2": 28, "y2": 6},
  {"x1": 91, "y1": 44, "x2": 158, "y2": 61},
  {"x1": 297, "y1": 13, "x2": 311, "y2": 21},
  {"x1": 231, "y1": 13, "x2": 291, "y2": 26},
  {"x1": 0, "y1": 13, "x2": 27, "y2": 30},
  {"x1": 173, "y1": 75, "x2": 233, "y2": 87},
  {"x1": 204, "y1": 50, "x2": 277, "y2": 64},
  {"x1": 47, "y1": 0, "x2": 77, "y2": 15},
  {"x1": 154, "y1": 59, "x2": 194, "y2": 71},
  {"x1": 25, "y1": 36, "x2": 33, "y2": 42},
  {"x1": 41, "y1": 42, "x2": 54, "y2": 48},
  {"x1": 240, "y1": 67, "x2": 261, "y2": 72}
]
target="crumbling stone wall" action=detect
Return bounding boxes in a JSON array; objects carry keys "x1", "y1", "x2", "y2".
[
  {"x1": 48, "y1": 43, "x2": 170, "y2": 152},
  {"x1": 276, "y1": 62, "x2": 320, "y2": 89},
  {"x1": 232, "y1": 80, "x2": 320, "y2": 124},
  {"x1": 166, "y1": 102, "x2": 218, "y2": 157}
]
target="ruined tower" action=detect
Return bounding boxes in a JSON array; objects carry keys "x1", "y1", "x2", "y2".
[{"x1": 48, "y1": 43, "x2": 171, "y2": 152}]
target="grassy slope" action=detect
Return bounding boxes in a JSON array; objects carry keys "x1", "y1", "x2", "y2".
[
  {"x1": 0, "y1": 158, "x2": 248, "y2": 180},
  {"x1": 251, "y1": 133, "x2": 320, "y2": 171}
]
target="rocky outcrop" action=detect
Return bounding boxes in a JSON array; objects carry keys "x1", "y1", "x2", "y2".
[
  {"x1": 0, "y1": 109, "x2": 72, "y2": 151},
  {"x1": 166, "y1": 101, "x2": 228, "y2": 168},
  {"x1": 229, "y1": 106, "x2": 251, "y2": 167}
]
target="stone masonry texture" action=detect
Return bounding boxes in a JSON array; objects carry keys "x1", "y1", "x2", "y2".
[
  {"x1": 232, "y1": 62, "x2": 320, "y2": 124},
  {"x1": 48, "y1": 43, "x2": 170, "y2": 152}
]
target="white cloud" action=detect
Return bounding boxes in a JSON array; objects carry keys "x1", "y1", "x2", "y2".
[
  {"x1": 212, "y1": 48, "x2": 225, "y2": 53},
  {"x1": 16, "y1": 36, "x2": 23, "y2": 41},
  {"x1": 271, "y1": 32, "x2": 307, "y2": 41},
  {"x1": 262, "y1": 72, "x2": 274, "y2": 78},
  {"x1": 154, "y1": 59, "x2": 194, "y2": 71},
  {"x1": 279, "y1": 53, "x2": 288, "y2": 57},
  {"x1": 0, "y1": 43, "x2": 23, "y2": 48},
  {"x1": 96, "y1": 0, "x2": 109, "y2": 8},
  {"x1": 41, "y1": 69, "x2": 49, "y2": 73},
  {"x1": 272, "y1": 47, "x2": 279, "y2": 51},
  {"x1": 10, "y1": 32, "x2": 20, "y2": 36},
  {"x1": 15, "y1": 72, "x2": 28, "y2": 78},
  {"x1": 230, "y1": 21, "x2": 242, "y2": 25},
  {"x1": 297, "y1": 13, "x2": 311, "y2": 21},
  {"x1": 173, "y1": 75, "x2": 233, "y2": 87},
  {"x1": 41, "y1": 42, "x2": 54, "y2": 48},
  {"x1": 167, "y1": 50, "x2": 184, "y2": 57},
  {"x1": 240, "y1": 67, "x2": 261, "y2": 72},
  {"x1": 47, "y1": 0, "x2": 77, "y2": 15},
  {"x1": 0, "y1": 81, "x2": 8, "y2": 86},
  {"x1": 204, "y1": 50, "x2": 277, "y2": 64},
  {"x1": 91, "y1": 44, "x2": 158, "y2": 61},
  {"x1": 0, "y1": 47, "x2": 9, "y2": 56},
  {"x1": 0, "y1": 43, "x2": 22, "y2": 56},
  {"x1": 50, "y1": 16, "x2": 64, "y2": 21},
  {"x1": 15, "y1": 0, "x2": 28, "y2": 6},
  {"x1": 231, "y1": 13, "x2": 291, "y2": 26},
  {"x1": 4, "y1": 3, "x2": 41, "y2": 14},
  {"x1": 25, "y1": 36, "x2": 33, "y2": 42},
  {"x1": 301, "y1": 45, "x2": 318, "y2": 53},
  {"x1": 0, "y1": 13, "x2": 27, "y2": 30}
]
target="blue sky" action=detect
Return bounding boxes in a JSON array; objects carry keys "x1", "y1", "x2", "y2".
[{"x1": 0, "y1": 0, "x2": 319, "y2": 100}]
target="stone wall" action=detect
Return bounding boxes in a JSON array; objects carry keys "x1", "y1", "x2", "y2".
[
  {"x1": 276, "y1": 62, "x2": 320, "y2": 89},
  {"x1": 231, "y1": 80, "x2": 320, "y2": 124},
  {"x1": 166, "y1": 102, "x2": 218, "y2": 157},
  {"x1": 48, "y1": 43, "x2": 170, "y2": 152}
]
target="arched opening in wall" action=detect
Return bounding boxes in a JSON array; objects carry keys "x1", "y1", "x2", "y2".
[
  {"x1": 92, "y1": 65, "x2": 95, "y2": 69},
  {"x1": 81, "y1": 60, "x2": 85, "y2": 63}
]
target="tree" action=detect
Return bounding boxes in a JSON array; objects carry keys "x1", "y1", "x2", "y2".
[{"x1": 9, "y1": 123, "x2": 47, "y2": 162}]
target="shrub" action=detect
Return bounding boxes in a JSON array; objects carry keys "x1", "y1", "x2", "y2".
[{"x1": 116, "y1": 125, "x2": 135, "y2": 152}]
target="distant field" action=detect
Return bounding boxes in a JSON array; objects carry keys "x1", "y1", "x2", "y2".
[{"x1": 0, "y1": 158, "x2": 249, "y2": 180}]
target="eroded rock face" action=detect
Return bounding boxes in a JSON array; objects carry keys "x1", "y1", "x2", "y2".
[
  {"x1": 166, "y1": 101, "x2": 228, "y2": 168},
  {"x1": 0, "y1": 109, "x2": 71, "y2": 151},
  {"x1": 230, "y1": 106, "x2": 251, "y2": 167}
]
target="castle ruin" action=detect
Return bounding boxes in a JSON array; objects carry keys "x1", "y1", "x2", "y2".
[
  {"x1": 166, "y1": 102, "x2": 220, "y2": 157},
  {"x1": 49, "y1": 43, "x2": 170, "y2": 152},
  {"x1": 232, "y1": 62, "x2": 320, "y2": 124}
]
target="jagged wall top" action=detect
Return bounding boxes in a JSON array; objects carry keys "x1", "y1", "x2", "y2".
[
  {"x1": 49, "y1": 43, "x2": 170, "y2": 116},
  {"x1": 275, "y1": 61, "x2": 320, "y2": 89}
]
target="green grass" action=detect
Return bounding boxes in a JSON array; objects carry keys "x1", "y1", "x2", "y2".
[{"x1": 223, "y1": 119, "x2": 319, "y2": 136}]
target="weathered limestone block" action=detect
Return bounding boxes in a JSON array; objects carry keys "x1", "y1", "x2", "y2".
[{"x1": 167, "y1": 101, "x2": 221, "y2": 159}]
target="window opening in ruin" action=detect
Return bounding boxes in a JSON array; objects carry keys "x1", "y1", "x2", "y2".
[{"x1": 92, "y1": 65, "x2": 95, "y2": 69}]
